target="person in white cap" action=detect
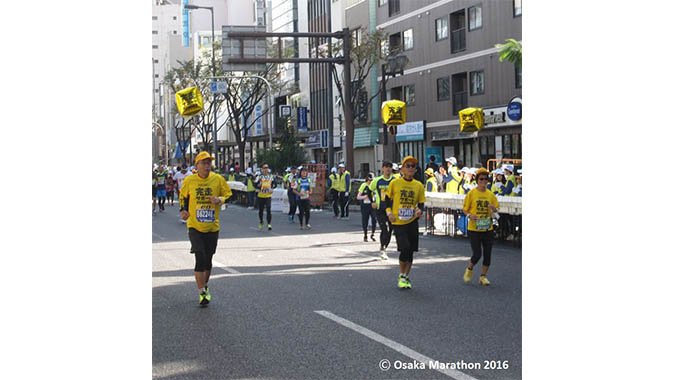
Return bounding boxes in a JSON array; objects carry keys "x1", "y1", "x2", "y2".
[
  {"x1": 489, "y1": 168, "x2": 505, "y2": 195},
  {"x1": 326, "y1": 167, "x2": 339, "y2": 218},
  {"x1": 245, "y1": 167, "x2": 256, "y2": 209},
  {"x1": 335, "y1": 163, "x2": 351, "y2": 219},
  {"x1": 501, "y1": 165, "x2": 517, "y2": 196},
  {"x1": 392, "y1": 163, "x2": 401, "y2": 179},
  {"x1": 444, "y1": 157, "x2": 462, "y2": 194},
  {"x1": 513, "y1": 169, "x2": 522, "y2": 197},
  {"x1": 283, "y1": 166, "x2": 299, "y2": 223},
  {"x1": 227, "y1": 167, "x2": 236, "y2": 182}
]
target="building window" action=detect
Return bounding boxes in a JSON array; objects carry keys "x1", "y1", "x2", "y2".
[
  {"x1": 514, "y1": 0, "x2": 522, "y2": 17},
  {"x1": 173, "y1": 30, "x2": 178, "y2": 35},
  {"x1": 152, "y1": 45, "x2": 159, "y2": 49},
  {"x1": 470, "y1": 70, "x2": 484, "y2": 95},
  {"x1": 378, "y1": 0, "x2": 388, "y2": 6},
  {"x1": 404, "y1": 84, "x2": 415, "y2": 105},
  {"x1": 152, "y1": 30, "x2": 159, "y2": 34},
  {"x1": 450, "y1": 10, "x2": 466, "y2": 53},
  {"x1": 154, "y1": 74, "x2": 159, "y2": 78},
  {"x1": 451, "y1": 72, "x2": 468, "y2": 115},
  {"x1": 351, "y1": 28, "x2": 362, "y2": 47},
  {"x1": 515, "y1": 66, "x2": 522, "y2": 88},
  {"x1": 469, "y1": 5, "x2": 482, "y2": 31},
  {"x1": 153, "y1": 59, "x2": 159, "y2": 63},
  {"x1": 152, "y1": 16, "x2": 158, "y2": 20},
  {"x1": 437, "y1": 77, "x2": 450, "y2": 101},
  {"x1": 435, "y1": 17, "x2": 448, "y2": 41},
  {"x1": 403, "y1": 28, "x2": 413, "y2": 51},
  {"x1": 380, "y1": 40, "x2": 389, "y2": 56},
  {"x1": 389, "y1": 32, "x2": 401, "y2": 54},
  {"x1": 173, "y1": 16, "x2": 177, "y2": 20},
  {"x1": 389, "y1": 0, "x2": 400, "y2": 17}
]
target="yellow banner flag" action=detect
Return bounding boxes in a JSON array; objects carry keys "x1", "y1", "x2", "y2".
[{"x1": 381, "y1": 99, "x2": 406, "y2": 125}]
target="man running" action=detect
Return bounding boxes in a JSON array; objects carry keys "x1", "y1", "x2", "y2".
[
  {"x1": 284, "y1": 166, "x2": 298, "y2": 223},
  {"x1": 293, "y1": 166, "x2": 312, "y2": 230},
  {"x1": 255, "y1": 163, "x2": 276, "y2": 231},
  {"x1": 179, "y1": 152, "x2": 232, "y2": 307},
  {"x1": 357, "y1": 173, "x2": 377, "y2": 242},
  {"x1": 370, "y1": 161, "x2": 395, "y2": 260},
  {"x1": 155, "y1": 164, "x2": 168, "y2": 212},
  {"x1": 174, "y1": 165, "x2": 190, "y2": 223},
  {"x1": 383, "y1": 156, "x2": 426, "y2": 289}
]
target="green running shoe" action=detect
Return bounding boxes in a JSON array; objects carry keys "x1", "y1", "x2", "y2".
[
  {"x1": 199, "y1": 290, "x2": 210, "y2": 307},
  {"x1": 259, "y1": 222, "x2": 263, "y2": 231},
  {"x1": 268, "y1": 224, "x2": 272, "y2": 231},
  {"x1": 398, "y1": 275, "x2": 406, "y2": 289},
  {"x1": 403, "y1": 276, "x2": 412, "y2": 289}
]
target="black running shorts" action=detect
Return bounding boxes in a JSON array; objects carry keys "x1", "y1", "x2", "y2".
[
  {"x1": 393, "y1": 218, "x2": 419, "y2": 263},
  {"x1": 188, "y1": 228, "x2": 219, "y2": 272}
]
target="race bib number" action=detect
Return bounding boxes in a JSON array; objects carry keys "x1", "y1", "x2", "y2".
[
  {"x1": 363, "y1": 198, "x2": 371, "y2": 204},
  {"x1": 158, "y1": 178, "x2": 165, "y2": 185},
  {"x1": 261, "y1": 180, "x2": 272, "y2": 194},
  {"x1": 290, "y1": 181, "x2": 297, "y2": 189},
  {"x1": 195, "y1": 208, "x2": 215, "y2": 223},
  {"x1": 476, "y1": 218, "x2": 492, "y2": 231},
  {"x1": 398, "y1": 207, "x2": 414, "y2": 221},
  {"x1": 300, "y1": 191, "x2": 310, "y2": 200}
]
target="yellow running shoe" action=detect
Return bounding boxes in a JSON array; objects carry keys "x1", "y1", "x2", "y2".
[
  {"x1": 479, "y1": 275, "x2": 491, "y2": 286},
  {"x1": 398, "y1": 275, "x2": 406, "y2": 289},
  {"x1": 463, "y1": 268, "x2": 473, "y2": 284}
]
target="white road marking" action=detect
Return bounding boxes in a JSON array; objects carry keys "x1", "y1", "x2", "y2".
[
  {"x1": 314, "y1": 310, "x2": 480, "y2": 380},
  {"x1": 212, "y1": 260, "x2": 240, "y2": 274},
  {"x1": 336, "y1": 248, "x2": 355, "y2": 254}
]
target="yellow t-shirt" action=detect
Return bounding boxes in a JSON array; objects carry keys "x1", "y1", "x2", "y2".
[
  {"x1": 179, "y1": 172, "x2": 232, "y2": 233},
  {"x1": 257, "y1": 174, "x2": 275, "y2": 198},
  {"x1": 462, "y1": 188, "x2": 499, "y2": 232},
  {"x1": 385, "y1": 177, "x2": 426, "y2": 225}
]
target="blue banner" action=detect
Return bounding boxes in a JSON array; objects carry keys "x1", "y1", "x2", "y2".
[
  {"x1": 297, "y1": 107, "x2": 307, "y2": 133},
  {"x1": 182, "y1": 0, "x2": 190, "y2": 47},
  {"x1": 255, "y1": 104, "x2": 263, "y2": 136}
]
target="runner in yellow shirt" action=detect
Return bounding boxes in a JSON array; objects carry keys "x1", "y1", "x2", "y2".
[
  {"x1": 462, "y1": 168, "x2": 499, "y2": 286},
  {"x1": 384, "y1": 156, "x2": 426, "y2": 289},
  {"x1": 179, "y1": 152, "x2": 232, "y2": 307}
]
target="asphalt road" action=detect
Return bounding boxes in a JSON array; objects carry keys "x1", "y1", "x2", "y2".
[{"x1": 153, "y1": 202, "x2": 522, "y2": 380}]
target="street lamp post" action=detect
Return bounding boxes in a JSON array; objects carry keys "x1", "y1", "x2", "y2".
[
  {"x1": 184, "y1": 4, "x2": 218, "y2": 168},
  {"x1": 381, "y1": 53, "x2": 408, "y2": 163}
]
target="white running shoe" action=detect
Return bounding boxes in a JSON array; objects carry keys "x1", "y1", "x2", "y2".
[{"x1": 380, "y1": 249, "x2": 389, "y2": 260}]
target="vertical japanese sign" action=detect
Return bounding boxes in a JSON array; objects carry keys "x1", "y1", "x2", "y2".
[
  {"x1": 255, "y1": 104, "x2": 263, "y2": 136},
  {"x1": 297, "y1": 107, "x2": 307, "y2": 133},
  {"x1": 182, "y1": 0, "x2": 190, "y2": 47},
  {"x1": 495, "y1": 136, "x2": 503, "y2": 159}
]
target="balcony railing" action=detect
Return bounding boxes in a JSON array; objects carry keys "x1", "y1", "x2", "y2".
[
  {"x1": 452, "y1": 91, "x2": 467, "y2": 116},
  {"x1": 450, "y1": 28, "x2": 466, "y2": 53}
]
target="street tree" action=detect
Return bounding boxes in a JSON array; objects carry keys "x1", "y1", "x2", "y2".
[
  {"x1": 322, "y1": 28, "x2": 390, "y2": 173},
  {"x1": 495, "y1": 39, "x2": 522, "y2": 67}
]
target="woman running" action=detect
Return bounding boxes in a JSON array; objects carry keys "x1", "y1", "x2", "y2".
[
  {"x1": 357, "y1": 173, "x2": 377, "y2": 242},
  {"x1": 294, "y1": 166, "x2": 312, "y2": 230},
  {"x1": 462, "y1": 168, "x2": 500, "y2": 286}
]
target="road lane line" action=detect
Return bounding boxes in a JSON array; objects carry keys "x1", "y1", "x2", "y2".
[
  {"x1": 314, "y1": 310, "x2": 480, "y2": 380},
  {"x1": 336, "y1": 248, "x2": 355, "y2": 254},
  {"x1": 212, "y1": 260, "x2": 241, "y2": 274}
]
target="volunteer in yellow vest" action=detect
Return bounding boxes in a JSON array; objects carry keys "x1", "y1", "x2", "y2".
[
  {"x1": 424, "y1": 168, "x2": 438, "y2": 192},
  {"x1": 444, "y1": 157, "x2": 462, "y2": 193},
  {"x1": 384, "y1": 155, "x2": 426, "y2": 290},
  {"x1": 370, "y1": 160, "x2": 395, "y2": 260},
  {"x1": 501, "y1": 165, "x2": 517, "y2": 196},
  {"x1": 391, "y1": 163, "x2": 401, "y2": 179},
  {"x1": 254, "y1": 163, "x2": 277, "y2": 231},
  {"x1": 227, "y1": 168, "x2": 236, "y2": 182},
  {"x1": 326, "y1": 167, "x2": 339, "y2": 218},
  {"x1": 245, "y1": 168, "x2": 256, "y2": 209},
  {"x1": 490, "y1": 169, "x2": 506, "y2": 196},
  {"x1": 462, "y1": 167, "x2": 500, "y2": 286},
  {"x1": 335, "y1": 163, "x2": 351, "y2": 219},
  {"x1": 179, "y1": 151, "x2": 232, "y2": 307}
]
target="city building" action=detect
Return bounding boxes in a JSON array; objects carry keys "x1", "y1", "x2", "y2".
[{"x1": 343, "y1": 0, "x2": 521, "y2": 172}]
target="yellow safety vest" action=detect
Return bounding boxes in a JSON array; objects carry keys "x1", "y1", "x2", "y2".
[
  {"x1": 334, "y1": 171, "x2": 350, "y2": 192},
  {"x1": 425, "y1": 177, "x2": 438, "y2": 192}
]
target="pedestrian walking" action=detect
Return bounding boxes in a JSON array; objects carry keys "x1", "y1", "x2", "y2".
[
  {"x1": 327, "y1": 167, "x2": 339, "y2": 218},
  {"x1": 462, "y1": 168, "x2": 500, "y2": 286},
  {"x1": 179, "y1": 151, "x2": 232, "y2": 306},
  {"x1": 357, "y1": 173, "x2": 377, "y2": 242},
  {"x1": 284, "y1": 166, "x2": 298, "y2": 223},
  {"x1": 384, "y1": 156, "x2": 426, "y2": 289},
  {"x1": 370, "y1": 161, "x2": 395, "y2": 260}
]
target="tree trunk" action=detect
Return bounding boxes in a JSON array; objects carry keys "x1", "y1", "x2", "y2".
[{"x1": 237, "y1": 141, "x2": 247, "y2": 170}]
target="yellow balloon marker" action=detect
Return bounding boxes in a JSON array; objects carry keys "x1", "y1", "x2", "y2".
[
  {"x1": 381, "y1": 99, "x2": 406, "y2": 135},
  {"x1": 459, "y1": 107, "x2": 484, "y2": 132},
  {"x1": 175, "y1": 86, "x2": 205, "y2": 117}
]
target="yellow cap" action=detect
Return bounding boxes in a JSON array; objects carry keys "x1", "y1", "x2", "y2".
[
  {"x1": 475, "y1": 168, "x2": 489, "y2": 177},
  {"x1": 195, "y1": 151, "x2": 214, "y2": 165},
  {"x1": 425, "y1": 168, "x2": 434, "y2": 176},
  {"x1": 401, "y1": 156, "x2": 418, "y2": 167}
]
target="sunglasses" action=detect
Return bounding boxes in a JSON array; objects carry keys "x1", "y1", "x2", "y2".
[
  {"x1": 262, "y1": 166, "x2": 269, "y2": 169},
  {"x1": 478, "y1": 177, "x2": 489, "y2": 181},
  {"x1": 404, "y1": 164, "x2": 416, "y2": 168}
]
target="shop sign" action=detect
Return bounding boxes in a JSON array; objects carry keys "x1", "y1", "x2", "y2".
[
  {"x1": 507, "y1": 96, "x2": 522, "y2": 121},
  {"x1": 305, "y1": 130, "x2": 321, "y2": 149},
  {"x1": 483, "y1": 113, "x2": 505, "y2": 124},
  {"x1": 395, "y1": 120, "x2": 424, "y2": 142}
]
